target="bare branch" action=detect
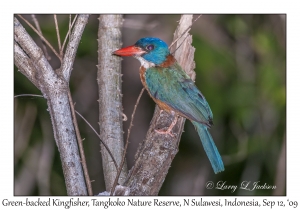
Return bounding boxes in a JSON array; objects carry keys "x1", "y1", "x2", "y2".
[
  {"x1": 31, "y1": 14, "x2": 51, "y2": 60},
  {"x1": 17, "y1": 15, "x2": 61, "y2": 62},
  {"x1": 68, "y1": 92, "x2": 93, "y2": 196},
  {"x1": 14, "y1": 42, "x2": 39, "y2": 89},
  {"x1": 54, "y1": 15, "x2": 62, "y2": 55},
  {"x1": 62, "y1": 15, "x2": 78, "y2": 53},
  {"x1": 97, "y1": 14, "x2": 128, "y2": 191},
  {"x1": 54, "y1": 14, "x2": 91, "y2": 195},
  {"x1": 14, "y1": 94, "x2": 44, "y2": 98},
  {"x1": 169, "y1": 14, "x2": 201, "y2": 52},
  {"x1": 14, "y1": 16, "x2": 87, "y2": 195},
  {"x1": 60, "y1": 14, "x2": 89, "y2": 81},
  {"x1": 170, "y1": 15, "x2": 196, "y2": 80},
  {"x1": 14, "y1": 17, "x2": 59, "y2": 84}
]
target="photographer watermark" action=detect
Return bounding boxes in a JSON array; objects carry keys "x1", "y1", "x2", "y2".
[{"x1": 206, "y1": 181, "x2": 276, "y2": 193}]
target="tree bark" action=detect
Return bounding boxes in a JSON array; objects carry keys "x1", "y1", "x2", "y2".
[
  {"x1": 122, "y1": 15, "x2": 196, "y2": 195},
  {"x1": 14, "y1": 15, "x2": 89, "y2": 195},
  {"x1": 97, "y1": 14, "x2": 128, "y2": 191}
]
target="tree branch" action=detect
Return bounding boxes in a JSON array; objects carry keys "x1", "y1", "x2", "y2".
[
  {"x1": 31, "y1": 14, "x2": 51, "y2": 60},
  {"x1": 17, "y1": 15, "x2": 61, "y2": 62},
  {"x1": 68, "y1": 91, "x2": 93, "y2": 196},
  {"x1": 62, "y1": 15, "x2": 78, "y2": 53},
  {"x1": 61, "y1": 15, "x2": 89, "y2": 81},
  {"x1": 97, "y1": 14, "x2": 128, "y2": 191},
  {"x1": 14, "y1": 42, "x2": 39, "y2": 89},
  {"x1": 54, "y1": 15, "x2": 62, "y2": 54},
  {"x1": 14, "y1": 16, "x2": 88, "y2": 195}
]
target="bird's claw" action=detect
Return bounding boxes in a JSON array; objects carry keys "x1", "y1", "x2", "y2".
[
  {"x1": 155, "y1": 112, "x2": 178, "y2": 137},
  {"x1": 155, "y1": 128, "x2": 175, "y2": 137}
]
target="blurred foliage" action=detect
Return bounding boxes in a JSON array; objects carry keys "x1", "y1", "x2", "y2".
[{"x1": 14, "y1": 14, "x2": 286, "y2": 196}]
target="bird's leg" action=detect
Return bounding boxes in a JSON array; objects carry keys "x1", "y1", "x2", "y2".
[{"x1": 155, "y1": 110, "x2": 178, "y2": 137}]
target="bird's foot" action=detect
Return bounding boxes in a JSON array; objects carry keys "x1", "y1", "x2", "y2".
[
  {"x1": 155, "y1": 128, "x2": 175, "y2": 137},
  {"x1": 155, "y1": 114, "x2": 178, "y2": 137}
]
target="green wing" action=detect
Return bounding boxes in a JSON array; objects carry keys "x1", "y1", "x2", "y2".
[{"x1": 145, "y1": 63, "x2": 213, "y2": 126}]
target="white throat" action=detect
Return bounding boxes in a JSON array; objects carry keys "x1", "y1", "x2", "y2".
[{"x1": 135, "y1": 56, "x2": 155, "y2": 69}]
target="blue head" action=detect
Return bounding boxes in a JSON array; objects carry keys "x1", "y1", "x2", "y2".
[
  {"x1": 135, "y1": 37, "x2": 170, "y2": 65},
  {"x1": 113, "y1": 37, "x2": 170, "y2": 65}
]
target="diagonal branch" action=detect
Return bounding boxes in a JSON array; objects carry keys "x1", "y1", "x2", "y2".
[
  {"x1": 54, "y1": 15, "x2": 62, "y2": 55},
  {"x1": 169, "y1": 14, "x2": 201, "y2": 52},
  {"x1": 14, "y1": 17, "x2": 58, "y2": 85},
  {"x1": 14, "y1": 41, "x2": 39, "y2": 89},
  {"x1": 31, "y1": 14, "x2": 51, "y2": 60},
  {"x1": 62, "y1": 15, "x2": 78, "y2": 53},
  {"x1": 60, "y1": 15, "x2": 89, "y2": 81},
  {"x1": 17, "y1": 15, "x2": 61, "y2": 62}
]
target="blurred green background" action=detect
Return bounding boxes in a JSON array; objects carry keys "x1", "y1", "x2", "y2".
[{"x1": 14, "y1": 14, "x2": 286, "y2": 196}]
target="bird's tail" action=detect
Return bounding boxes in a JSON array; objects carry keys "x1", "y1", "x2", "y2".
[{"x1": 192, "y1": 121, "x2": 224, "y2": 174}]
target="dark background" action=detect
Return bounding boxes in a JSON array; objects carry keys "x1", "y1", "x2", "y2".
[{"x1": 14, "y1": 14, "x2": 286, "y2": 195}]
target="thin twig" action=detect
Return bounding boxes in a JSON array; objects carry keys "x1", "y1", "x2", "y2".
[
  {"x1": 54, "y1": 15, "x2": 62, "y2": 56},
  {"x1": 75, "y1": 110, "x2": 119, "y2": 170},
  {"x1": 169, "y1": 14, "x2": 202, "y2": 51},
  {"x1": 31, "y1": 15, "x2": 51, "y2": 60},
  {"x1": 171, "y1": 34, "x2": 190, "y2": 55},
  {"x1": 110, "y1": 88, "x2": 145, "y2": 195},
  {"x1": 66, "y1": 15, "x2": 71, "y2": 52},
  {"x1": 17, "y1": 15, "x2": 62, "y2": 62},
  {"x1": 169, "y1": 28, "x2": 190, "y2": 50},
  {"x1": 14, "y1": 94, "x2": 44, "y2": 98},
  {"x1": 67, "y1": 91, "x2": 93, "y2": 196},
  {"x1": 61, "y1": 15, "x2": 78, "y2": 53},
  {"x1": 69, "y1": 15, "x2": 71, "y2": 41}
]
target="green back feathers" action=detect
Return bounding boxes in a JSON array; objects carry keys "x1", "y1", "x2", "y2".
[{"x1": 145, "y1": 62, "x2": 213, "y2": 127}]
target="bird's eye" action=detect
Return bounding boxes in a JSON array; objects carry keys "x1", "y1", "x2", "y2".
[{"x1": 146, "y1": 44, "x2": 154, "y2": 51}]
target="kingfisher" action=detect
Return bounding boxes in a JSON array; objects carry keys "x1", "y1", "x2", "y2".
[{"x1": 113, "y1": 37, "x2": 224, "y2": 174}]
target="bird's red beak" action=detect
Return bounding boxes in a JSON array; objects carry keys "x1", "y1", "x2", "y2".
[{"x1": 112, "y1": 45, "x2": 146, "y2": 56}]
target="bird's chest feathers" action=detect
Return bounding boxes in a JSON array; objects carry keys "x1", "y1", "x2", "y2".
[
  {"x1": 139, "y1": 55, "x2": 176, "y2": 88},
  {"x1": 139, "y1": 66, "x2": 148, "y2": 88},
  {"x1": 139, "y1": 66, "x2": 163, "y2": 91},
  {"x1": 140, "y1": 66, "x2": 173, "y2": 112},
  {"x1": 138, "y1": 57, "x2": 157, "y2": 89}
]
